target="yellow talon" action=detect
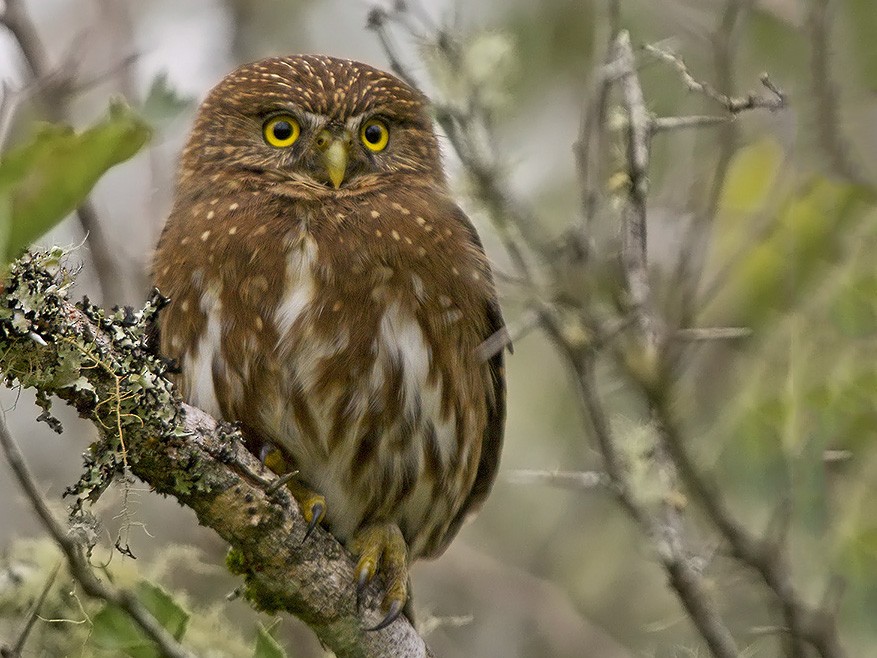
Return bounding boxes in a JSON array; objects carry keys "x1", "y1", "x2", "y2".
[
  {"x1": 350, "y1": 523, "x2": 409, "y2": 630},
  {"x1": 261, "y1": 448, "x2": 326, "y2": 539}
]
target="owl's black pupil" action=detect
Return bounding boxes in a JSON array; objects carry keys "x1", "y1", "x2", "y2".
[
  {"x1": 272, "y1": 121, "x2": 293, "y2": 141},
  {"x1": 364, "y1": 124, "x2": 383, "y2": 144}
]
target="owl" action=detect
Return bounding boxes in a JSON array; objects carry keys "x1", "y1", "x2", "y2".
[{"x1": 152, "y1": 55, "x2": 506, "y2": 629}]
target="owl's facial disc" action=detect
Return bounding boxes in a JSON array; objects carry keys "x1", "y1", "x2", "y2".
[{"x1": 315, "y1": 128, "x2": 351, "y2": 189}]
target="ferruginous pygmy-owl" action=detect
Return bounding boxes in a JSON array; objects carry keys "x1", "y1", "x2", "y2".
[{"x1": 152, "y1": 54, "x2": 506, "y2": 629}]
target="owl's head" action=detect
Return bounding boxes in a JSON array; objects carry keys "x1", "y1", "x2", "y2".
[{"x1": 179, "y1": 55, "x2": 445, "y2": 198}]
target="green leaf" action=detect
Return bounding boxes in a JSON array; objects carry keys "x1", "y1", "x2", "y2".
[
  {"x1": 254, "y1": 623, "x2": 288, "y2": 658},
  {"x1": 90, "y1": 580, "x2": 189, "y2": 658},
  {"x1": 0, "y1": 100, "x2": 151, "y2": 263}
]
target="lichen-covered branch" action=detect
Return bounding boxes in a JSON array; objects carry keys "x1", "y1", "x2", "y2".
[{"x1": 0, "y1": 249, "x2": 433, "y2": 658}]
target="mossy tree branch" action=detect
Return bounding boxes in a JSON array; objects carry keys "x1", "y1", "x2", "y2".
[{"x1": 0, "y1": 249, "x2": 433, "y2": 658}]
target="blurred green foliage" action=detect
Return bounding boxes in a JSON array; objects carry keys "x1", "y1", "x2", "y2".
[
  {"x1": 0, "y1": 101, "x2": 150, "y2": 263},
  {"x1": 91, "y1": 581, "x2": 189, "y2": 658}
]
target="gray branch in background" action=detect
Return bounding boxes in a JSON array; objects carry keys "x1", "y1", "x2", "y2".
[
  {"x1": 807, "y1": 0, "x2": 865, "y2": 184},
  {"x1": 0, "y1": 0, "x2": 124, "y2": 304}
]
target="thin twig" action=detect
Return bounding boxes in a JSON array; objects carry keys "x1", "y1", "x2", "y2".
[
  {"x1": 807, "y1": 0, "x2": 863, "y2": 182},
  {"x1": 643, "y1": 43, "x2": 785, "y2": 114},
  {"x1": 0, "y1": 413, "x2": 195, "y2": 658},
  {"x1": 611, "y1": 31, "x2": 740, "y2": 658},
  {"x1": 652, "y1": 115, "x2": 733, "y2": 133},
  {"x1": 504, "y1": 469, "x2": 609, "y2": 491},
  {"x1": 567, "y1": 356, "x2": 740, "y2": 658},
  {"x1": 615, "y1": 32, "x2": 660, "y2": 348},
  {"x1": 675, "y1": 327, "x2": 752, "y2": 342},
  {"x1": 673, "y1": 0, "x2": 753, "y2": 329},
  {"x1": 576, "y1": 0, "x2": 627, "y2": 238},
  {"x1": 651, "y1": 402, "x2": 847, "y2": 658}
]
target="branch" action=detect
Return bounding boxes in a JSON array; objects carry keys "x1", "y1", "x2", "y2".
[
  {"x1": 643, "y1": 43, "x2": 785, "y2": 114},
  {"x1": 0, "y1": 250, "x2": 433, "y2": 658},
  {"x1": 0, "y1": 0, "x2": 123, "y2": 304},
  {"x1": 649, "y1": 399, "x2": 847, "y2": 658},
  {"x1": 807, "y1": 0, "x2": 863, "y2": 183},
  {"x1": 0, "y1": 417, "x2": 195, "y2": 658},
  {"x1": 504, "y1": 469, "x2": 609, "y2": 491}
]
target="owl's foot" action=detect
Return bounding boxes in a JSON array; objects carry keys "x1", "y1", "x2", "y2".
[
  {"x1": 287, "y1": 480, "x2": 327, "y2": 541},
  {"x1": 261, "y1": 448, "x2": 326, "y2": 540},
  {"x1": 350, "y1": 522, "x2": 409, "y2": 631}
]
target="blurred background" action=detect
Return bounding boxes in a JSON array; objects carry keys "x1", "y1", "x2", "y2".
[{"x1": 1, "y1": 0, "x2": 877, "y2": 656}]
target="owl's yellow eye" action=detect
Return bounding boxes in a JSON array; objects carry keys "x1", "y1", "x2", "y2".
[
  {"x1": 360, "y1": 119, "x2": 389, "y2": 152},
  {"x1": 263, "y1": 115, "x2": 300, "y2": 148}
]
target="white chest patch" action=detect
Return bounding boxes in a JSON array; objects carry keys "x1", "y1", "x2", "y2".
[
  {"x1": 185, "y1": 284, "x2": 224, "y2": 419},
  {"x1": 275, "y1": 235, "x2": 318, "y2": 344}
]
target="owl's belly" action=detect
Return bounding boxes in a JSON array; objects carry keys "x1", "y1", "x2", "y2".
[
  {"x1": 258, "y1": 299, "x2": 477, "y2": 559},
  {"x1": 176, "y1": 247, "x2": 482, "y2": 559}
]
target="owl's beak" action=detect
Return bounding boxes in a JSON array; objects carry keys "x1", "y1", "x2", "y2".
[{"x1": 317, "y1": 129, "x2": 350, "y2": 189}]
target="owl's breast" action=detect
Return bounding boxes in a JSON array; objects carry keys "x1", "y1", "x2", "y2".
[{"x1": 157, "y1": 192, "x2": 495, "y2": 556}]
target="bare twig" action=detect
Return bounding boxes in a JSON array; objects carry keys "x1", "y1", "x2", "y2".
[
  {"x1": 643, "y1": 43, "x2": 785, "y2": 115},
  {"x1": 505, "y1": 469, "x2": 609, "y2": 491},
  {"x1": 673, "y1": 0, "x2": 753, "y2": 328},
  {"x1": 651, "y1": 403, "x2": 847, "y2": 658},
  {"x1": 0, "y1": 0, "x2": 123, "y2": 303},
  {"x1": 615, "y1": 32, "x2": 660, "y2": 349},
  {"x1": 0, "y1": 414, "x2": 195, "y2": 658},
  {"x1": 674, "y1": 327, "x2": 752, "y2": 342},
  {"x1": 609, "y1": 32, "x2": 739, "y2": 658},
  {"x1": 575, "y1": 0, "x2": 627, "y2": 238},
  {"x1": 652, "y1": 114, "x2": 732, "y2": 133},
  {"x1": 807, "y1": 0, "x2": 863, "y2": 182},
  {"x1": 567, "y1": 356, "x2": 740, "y2": 658}
]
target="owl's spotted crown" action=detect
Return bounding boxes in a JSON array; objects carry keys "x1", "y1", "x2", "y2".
[{"x1": 204, "y1": 54, "x2": 429, "y2": 124}]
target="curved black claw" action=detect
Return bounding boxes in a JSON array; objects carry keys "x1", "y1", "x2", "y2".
[
  {"x1": 302, "y1": 502, "x2": 324, "y2": 542},
  {"x1": 366, "y1": 599, "x2": 404, "y2": 632}
]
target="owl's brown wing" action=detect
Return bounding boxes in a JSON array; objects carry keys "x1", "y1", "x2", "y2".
[{"x1": 439, "y1": 207, "x2": 507, "y2": 550}]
